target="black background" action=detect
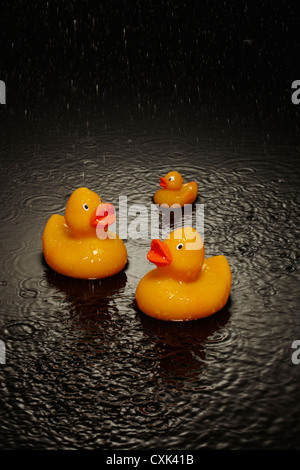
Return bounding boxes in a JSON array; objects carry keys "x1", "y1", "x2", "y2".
[
  {"x1": 1, "y1": 0, "x2": 300, "y2": 125},
  {"x1": 1, "y1": 0, "x2": 300, "y2": 454}
]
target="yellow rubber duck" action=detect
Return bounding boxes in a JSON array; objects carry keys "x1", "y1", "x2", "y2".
[
  {"x1": 135, "y1": 227, "x2": 231, "y2": 321},
  {"x1": 153, "y1": 171, "x2": 198, "y2": 206},
  {"x1": 42, "y1": 187, "x2": 127, "y2": 279}
]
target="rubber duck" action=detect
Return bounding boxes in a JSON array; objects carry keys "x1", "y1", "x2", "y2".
[
  {"x1": 153, "y1": 171, "x2": 198, "y2": 206},
  {"x1": 135, "y1": 227, "x2": 231, "y2": 321},
  {"x1": 42, "y1": 187, "x2": 127, "y2": 279}
]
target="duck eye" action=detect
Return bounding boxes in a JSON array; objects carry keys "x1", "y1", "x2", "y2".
[
  {"x1": 169, "y1": 176, "x2": 175, "y2": 181},
  {"x1": 83, "y1": 204, "x2": 89, "y2": 211},
  {"x1": 176, "y1": 243, "x2": 183, "y2": 250}
]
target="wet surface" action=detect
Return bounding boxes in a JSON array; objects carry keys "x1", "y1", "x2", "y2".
[
  {"x1": 0, "y1": 105, "x2": 299, "y2": 450},
  {"x1": 1, "y1": 1, "x2": 300, "y2": 451}
]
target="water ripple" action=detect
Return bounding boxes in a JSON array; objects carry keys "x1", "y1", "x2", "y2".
[{"x1": 0, "y1": 119, "x2": 299, "y2": 450}]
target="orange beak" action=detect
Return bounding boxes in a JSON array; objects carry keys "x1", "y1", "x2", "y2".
[
  {"x1": 90, "y1": 203, "x2": 116, "y2": 231},
  {"x1": 159, "y1": 177, "x2": 168, "y2": 188},
  {"x1": 147, "y1": 239, "x2": 172, "y2": 267}
]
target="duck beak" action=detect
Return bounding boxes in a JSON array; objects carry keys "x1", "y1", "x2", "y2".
[
  {"x1": 147, "y1": 239, "x2": 172, "y2": 267},
  {"x1": 159, "y1": 177, "x2": 168, "y2": 188},
  {"x1": 90, "y1": 203, "x2": 116, "y2": 230}
]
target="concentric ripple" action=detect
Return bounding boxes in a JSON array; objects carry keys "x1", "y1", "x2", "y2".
[{"x1": 0, "y1": 116, "x2": 299, "y2": 450}]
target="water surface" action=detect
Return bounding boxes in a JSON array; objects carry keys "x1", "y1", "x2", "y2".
[{"x1": 0, "y1": 103, "x2": 299, "y2": 450}]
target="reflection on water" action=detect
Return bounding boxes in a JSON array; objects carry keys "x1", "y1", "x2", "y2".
[
  {"x1": 136, "y1": 304, "x2": 231, "y2": 387},
  {"x1": 45, "y1": 267, "x2": 128, "y2": 320},
  {"x1": 0, "y1": 111, "x2": 299, "y2": 450}
]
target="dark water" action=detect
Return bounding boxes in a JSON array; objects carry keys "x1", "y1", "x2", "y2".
[
  {"x1": 0, "y1": 103, "x2": 299, "y2": 450},
  {"x1": 1, "y1": 0, "x2": 300, "y2": 451}
]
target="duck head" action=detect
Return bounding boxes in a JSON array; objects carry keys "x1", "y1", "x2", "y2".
[
  {"x1": 147, "y1": 227, "x2": 205, "y2": 281},
  {"x1": 159, "y1": 171, "x2": 184, "y2": 190},
  {"x1": 64, "y1": 187, "x2": 116, "y2": 237}
]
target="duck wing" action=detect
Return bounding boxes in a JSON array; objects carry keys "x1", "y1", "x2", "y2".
[{"x1": 181, "y1": 182, "x2": 198, "y2": 204}]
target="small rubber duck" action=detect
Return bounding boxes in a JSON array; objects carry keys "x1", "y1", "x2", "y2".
[
  {"x1": 42, "y1": 187, "x2": 127, "y2": 279},
  {"x1": 135, "y1": 227, "x2": 231, "y2": 321},
  {"x1": 153, "y1": 171, "x2": 198, "y2": 206}
]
